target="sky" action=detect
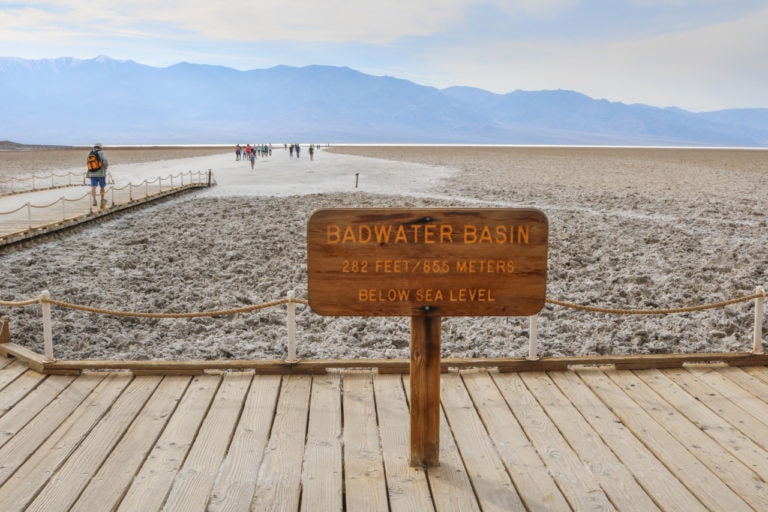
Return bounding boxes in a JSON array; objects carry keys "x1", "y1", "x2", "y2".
[{"x1": 1, "y1": 0, "x2": 767, "y2": 112}]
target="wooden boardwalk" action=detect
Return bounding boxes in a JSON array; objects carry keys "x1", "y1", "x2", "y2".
[
  {"x1": 0, "y1": 182, "x2": 209, "y2": 250},
  {"x1": 1, "y1": 353, "x2": 768, "y2": 511}
]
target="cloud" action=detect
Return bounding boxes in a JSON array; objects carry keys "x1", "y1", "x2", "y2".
[
  {"x1": 420, "y1": 5, "x2": 768, "y2": 109},
  {"x1": 0, "y1": 1, "x2": 765, "y2": 109},
  {"x1": 0, "y1": 1, "x2": 471, "y2": 44}
]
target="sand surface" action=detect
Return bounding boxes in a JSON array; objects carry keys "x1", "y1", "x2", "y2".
[{"x1": 1, "y1": 145, "x2": 767, "y2": 361}]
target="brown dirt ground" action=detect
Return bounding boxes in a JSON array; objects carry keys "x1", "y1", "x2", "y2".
[{"x1": 0, "y1": 146, "x2": 228, "y2": 177}]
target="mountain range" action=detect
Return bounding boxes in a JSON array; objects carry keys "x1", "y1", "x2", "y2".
[{"x1": 1, "y1": 56, "x2": 767, "y2": 147}]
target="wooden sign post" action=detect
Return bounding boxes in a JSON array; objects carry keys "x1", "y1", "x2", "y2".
[{"x1": 307, "y1": 208, "x2": 548, "y2": 466}]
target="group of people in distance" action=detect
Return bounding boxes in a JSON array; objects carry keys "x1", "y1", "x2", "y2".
[
  {"x1": 235, "y1": 143, "x2": 273, "y2": 169},
  {"x1": 234, "y1": 143, "x2": 318, "y2": 168},
  {"x1": 287, "y1": 143, "x2": 317, "y2": 160}
]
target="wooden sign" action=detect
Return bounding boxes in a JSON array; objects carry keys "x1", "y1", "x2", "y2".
[{"x1": 307, "y1": 208, "x2": 548, "y2": 317}]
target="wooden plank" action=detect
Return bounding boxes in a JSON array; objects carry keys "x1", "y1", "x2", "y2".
[
  {"x1": 301, "y1": 373, "x2": 343, "y2": 512},
  {"x1": 743, "y1": 366, "x2": 768, "y2": 384},
  {"x1": 441, "y1": 372, "x2": 526, "y2": 512},
  {"x1": 725, "y1": 367, "x2": 768, "y2": 393},
  {"x1": 38, "y1": 352, "x2": 768, "y2": 375},
  {"x1": 26, "y1": 376, "x2": 163, "y2": 512},
  {"x1": 207, "y1": 374, "x2": 281, "y2": 512},
  {"x1": 117, "y1": 374, "x2": 221, "y2": 512},
  {"x1": 252, "y1": 375, "x2": 311, "y2": 511},
  {"x1": 492, "y1": 372, "x2": 613, "y2": 510},
  {"x1": 410, "y1": 315, "x2": 441, "y2": 466},
  {"x1": 664, "y1": 368, "x2": 768, "y2": 451},
  {"x1": 70, "y1": 376, "x2": 192, "y2": 512},
  {"x1": 636, "y1": 368, "x2": 768, "y2": 483},
  {"x1": 520, "y1": 371, "x2": 658, "y2": 510},
  {"x1": 0, "y1": 373, "x2": 102, "y2": 482},
  {"x1": 687, "y1": 365, "x2": 768, "y2": 426},
  {"x1": 0, "y1": 342, "x2": 46, "y2": 373},
  {"x1": 0, "y1": 360, "x2": 27, "y2": 391},
  {"x1": 463, "y1": 371, "x2": 570, "y2": 511},
  {"x1": 404, "y1": 375, "x2": 481, "y2": 512},
  {"x1": 0, "y1": 368, "x2": 46, "y2": 418},
  {"x1": 0, "y1": 372, "x2": 129, "y2": 511},
  {"x1": 549, "y1": 371, "x2": 705, "y2": 511},
  {"x1": 0, "y1": 318, "x2": 10, "y2": 344},
  {"x1": 373, "y1": 373, "x2": 434, "y2": 511},
  {"x1": 340, "y1": 371, "x2": 389, "y2": 512},
  {"x1": 162, "y1": 371, "x2": 252, "y2": 512},
  {"x1": 579, "y1": 370, "x2": 752, "y2": 511},
  {"x1": 605, "y1": 369, "x2": 768, "y2": 510},
  {"x1": 0, "y1": 375, "x2": 76, "y2": 449}
]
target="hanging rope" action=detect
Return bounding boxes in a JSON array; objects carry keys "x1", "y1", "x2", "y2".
[
  {"x1": 545, "y1": 291, "x2": 764, "y2": 315},
  {"x1": 0, "y1": 292, "x2": 758, "y2": 318}
]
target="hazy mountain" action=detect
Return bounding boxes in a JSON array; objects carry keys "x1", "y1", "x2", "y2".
[{"x1": 1, "y1": 56, "x2": 766, "y2": 146}]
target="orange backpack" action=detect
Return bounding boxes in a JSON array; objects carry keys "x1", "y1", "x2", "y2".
[{"x1": 87, "y1": 150, "x2": 102, "y2": 171}]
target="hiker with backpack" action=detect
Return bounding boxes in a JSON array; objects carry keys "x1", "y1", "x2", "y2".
[{"x1": 86, "y1": 142, "x2": 109, "y2": 208}]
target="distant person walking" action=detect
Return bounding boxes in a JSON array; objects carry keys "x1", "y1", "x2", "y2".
[
  {"x1": 86, "y1": 142, "x2": 109, "y2": 208},
  {"x1": 249, "y1": 147, "x2": 256, "y2": 169},
  {"x1": 235, "y1": 144, "x2": 242, "y2": 161},
  {"x1": 309, "y1": 144, "x2": 315, "y2": 160},
  {"x1": 289, "y1": 144, "x2": 294, "y2": 157},
  {"x1": 295, "y1": 143, "x2": 301, "y2": 158}
]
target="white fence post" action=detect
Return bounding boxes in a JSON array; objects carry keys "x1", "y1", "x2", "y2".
[
  {"x1": 286, "y1": 291, "x2": 298, "y2": 363},
  {"x1": 528, "y1": 315, "x2": 539, "y2": 360},
  {"x1": 754, "y1": 286, "x2": 765, "y2": 354},
  {"x1": 61, "y1": 197, "x2": 66, "y2": 221},
  {"x1": 26, "y1": 202, "x2": 32, "y2": 229},
  {"x1": 41, "y1": 290, "x2": 54, "y2": 361}
]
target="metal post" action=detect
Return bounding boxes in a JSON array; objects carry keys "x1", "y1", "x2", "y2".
[
  {"x1": 754, "y1": 287, "x2": 765, "y2": 354},
  {"x1": 528, "y1": 315, "x2": 539, "y2": 360},
  {"x1": 286, "y1": 291, "x2": 298, "y2": 363},
  {"x1": 41, "y1": 290, "x2": 54, "y2": 361}
]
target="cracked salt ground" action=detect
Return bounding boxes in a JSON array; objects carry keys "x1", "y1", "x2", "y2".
[{"x1": 1, "y1": 145, "x2": 766, "y2": 360}]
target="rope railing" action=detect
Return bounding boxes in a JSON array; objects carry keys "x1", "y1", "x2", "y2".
[
  {"x1": 544, "y1": 292, "x2": 766, "y2": 315},
  {"x1": 0, "y1": 287, "x2": 764, "y2": 362},
  {"x1": 0, "y1": 170, "x2": 212, "y2": 236},
  {"x1": 0, "y1": 171, "x2": 114, "y2": 196}
]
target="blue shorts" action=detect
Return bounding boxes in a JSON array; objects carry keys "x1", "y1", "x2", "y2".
[{"x1": 90, "y1": 177, "x2": 106, "y2": 188}]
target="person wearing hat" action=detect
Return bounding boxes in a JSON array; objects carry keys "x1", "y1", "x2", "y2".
[{"x1": 86, "y1": 142, "x2": 109, "y2": 207}]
